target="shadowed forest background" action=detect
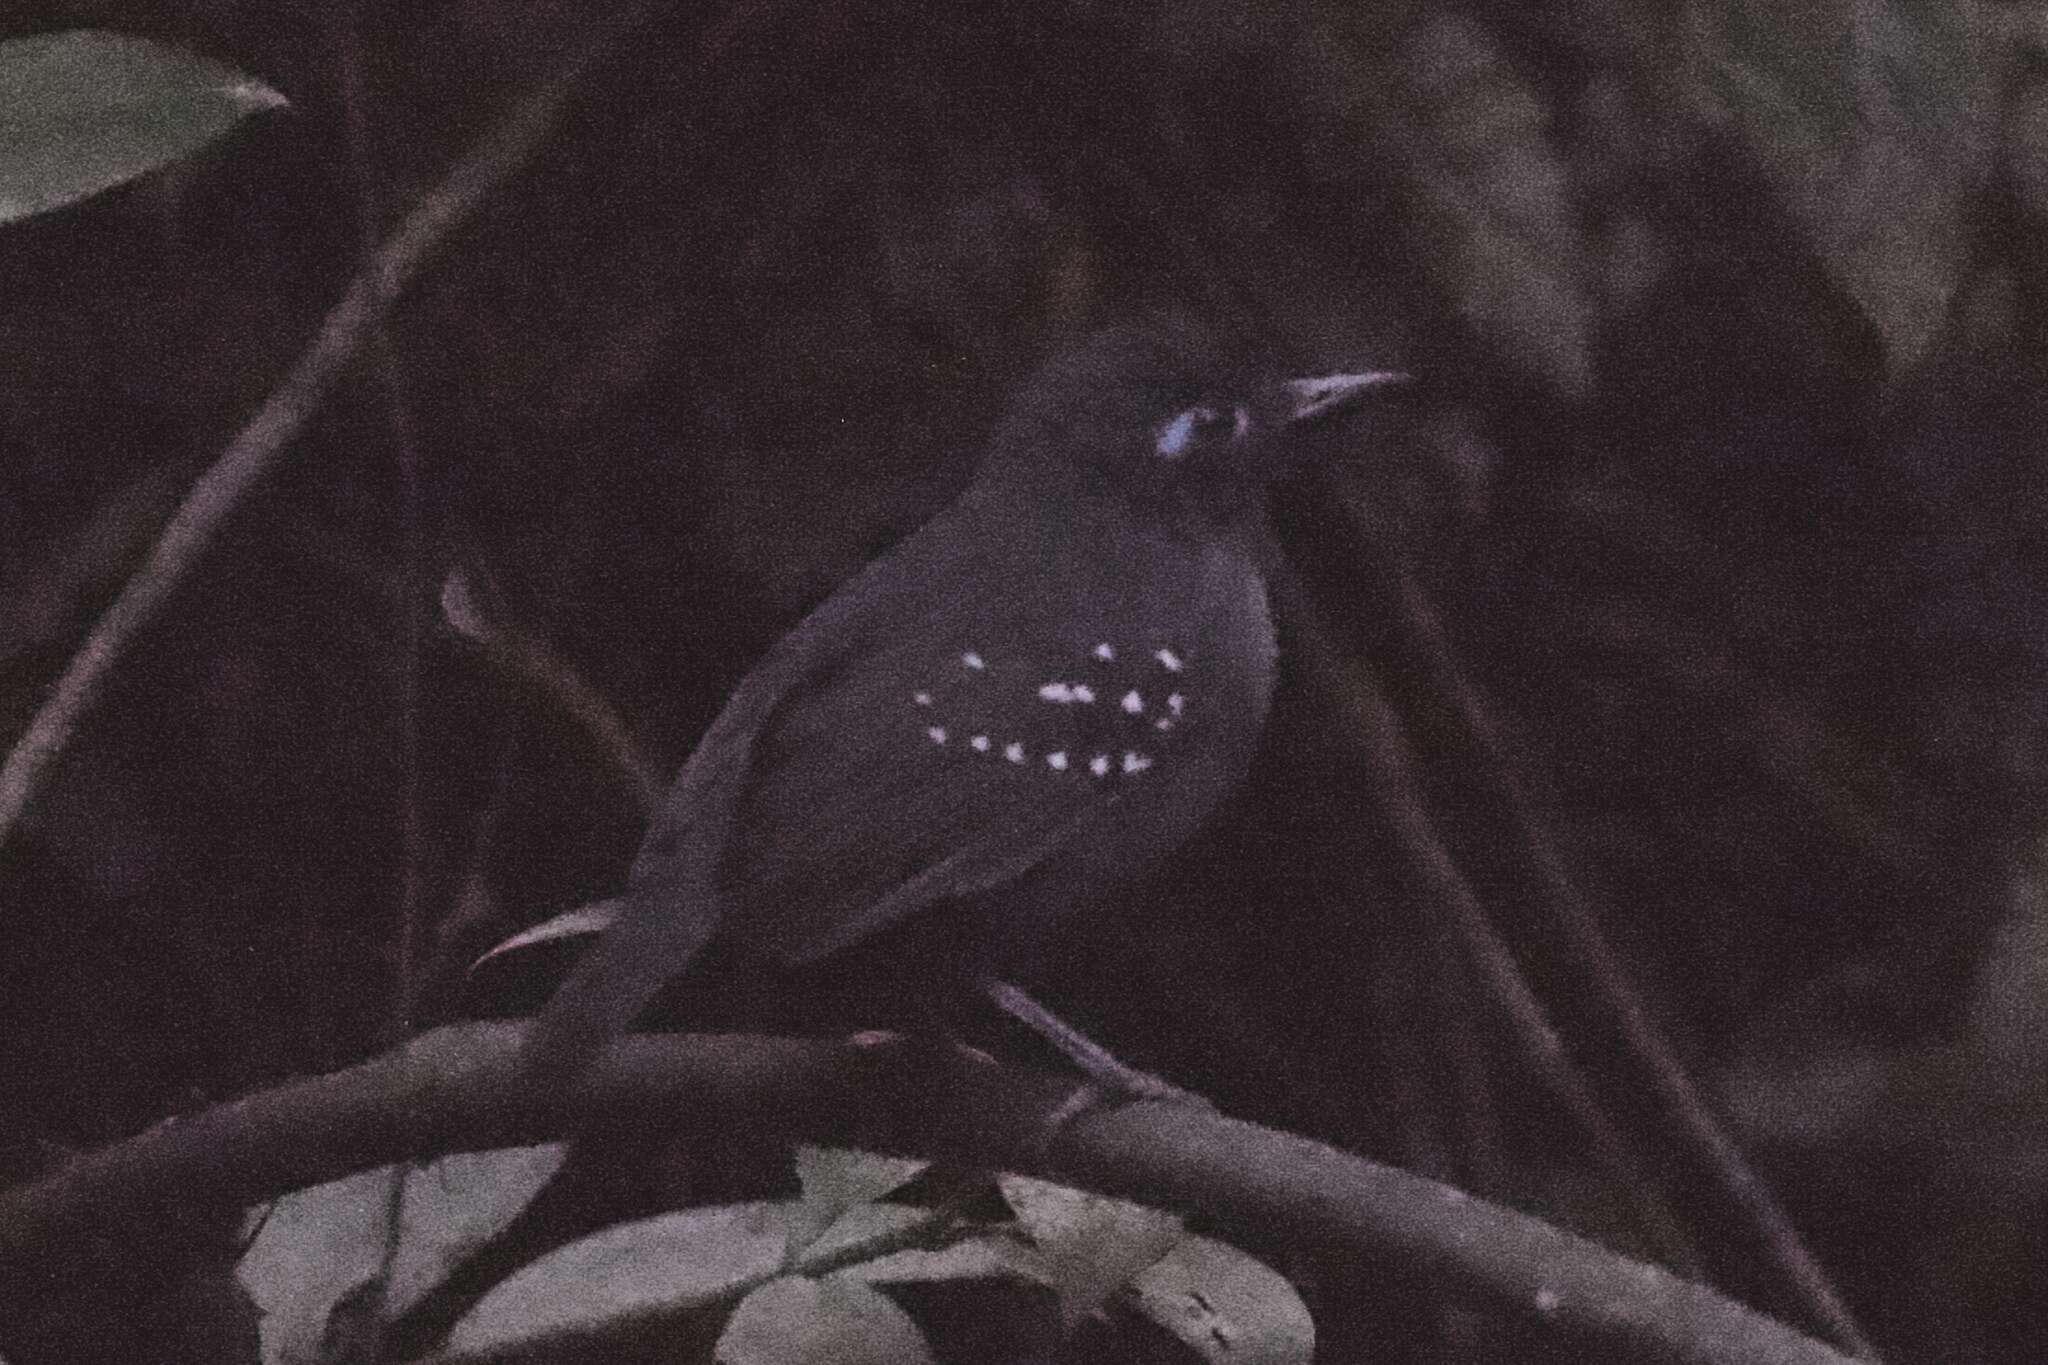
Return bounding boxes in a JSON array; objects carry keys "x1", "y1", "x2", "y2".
[{"x1": 2, "y1": 1, "x2": 2047, "y2": 1362}]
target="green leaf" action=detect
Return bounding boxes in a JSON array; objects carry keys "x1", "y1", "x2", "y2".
[
  {"x1": 446, "y1": 1201, "x2": 796, "y2": 1355},
  {"x1": 718, "y1": 1275, "x2": 936, "y2": 1365},
  {"x1": 785, "y1": 1148, "x2": 929, "y2": 1254},
  {"x1": 236, "y1": 1145, "x2": 569, "y2": 1363},
  {"x1": 794, "y1": 1147, "x2": 927, "y2": 1218},
  {"x1": 841, "y1": 1230, "x2": 1050, "y2": 1287},
  {"x1": 237, "y1": 1165, "x2": 398, "y2": 1365},
  {"x1": 1395, "y1": 14, "x2": 1597, "y2": 396},
  {"x1": 0, "y1": 31, "x2": 286, "y2": 225},
  {"x1": 383, "y1": 1144, "x2": 567, "y2": 1318},
  {"x1": 802, "y1": 1201, "x2": 941, "y2": 1263},
  {"x1": 804, "y1": 1201, "x2": 1051, "y2": 1289},
  {"x1": 1682, "y1": 0, "x2": 1996, "y2": 368},
  {"x1": 1127, "y1": 1235, "x2": 1315, "y2": 1365},
  {"x1": 998, "y1": 1175, "x2": 1183, "y2": 1325}
]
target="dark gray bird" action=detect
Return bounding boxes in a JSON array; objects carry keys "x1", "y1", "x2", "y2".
[{"x1": 522, "y1": 326, "x2": 1403, "y2": 1084}]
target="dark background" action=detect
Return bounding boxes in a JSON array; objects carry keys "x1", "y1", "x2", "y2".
[{"x1": 3, "y1": 1, "x2": 2046, "y2": 1361}]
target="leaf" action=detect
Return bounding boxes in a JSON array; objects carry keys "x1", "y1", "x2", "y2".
[
  {"x1": 237, "y1": 1166, "x2": 398, "y2": 1365},
  {"x1": 998, "y1": 1175, "x2": 1183, "y2": 1325},
  {"x1": 447, "y1": 1202, "x2": 796, "y2": 1355},
  {"x1": 383, "y1": 1144, "x2": 568, "y2": 1318},
  {"x1": 842, "y1": 1231, "x2": 1051, "y2": 1288},
  {"x1": 785, "y1": 1195, "x2": 1052, "y2": 1289},
  {"x1": 318, "y1": 1277, "x2": 388, "y2": 1365},
  {"x1": 783, "y1": 1148, "x2": 928, "y2": 1255},
  {"x1": 801, "y1": 1201, "x2": 943, "y2": 1264},
  {"x1": 794, "y1": 1147, "x2": 928, "y2": 1219},
  {"x1": 1681, "y1": 0, "x2": 1996, "y2": 368},
  {"x1": 1127, "y1": 1235, "x2": 1315, "y2": 1365},
  {"x1": 236, "y1": 1148, "x2": 570, "y2": 1364},
  {"x1": 469, "y1": 899, "x2": 618, "y2": 970},
  {"x1": 1395, "y1": 14, "x2": 1597, "y2": 396},
  {"x1": 0, "y1": 30, "x2": 286, "y2": 224},
  {"x1": 718, "y1": 1275, "x2": 936, "y2": 1365}
]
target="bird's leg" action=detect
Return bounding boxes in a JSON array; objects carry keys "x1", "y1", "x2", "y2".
[{"x1": 977, "y1": 978, "x2": 1213, "y2": 1109}]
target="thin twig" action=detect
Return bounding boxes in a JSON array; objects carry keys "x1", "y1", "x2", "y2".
[
  {"x1": 1344, "y1": 490, "x2": 1881, "y2": 1360},
  {"x1": 981, "y1": 978, "x2": 1212, "y2": 1107},
  {"x1": 0, "y1": 9, "x2": 647, "y2": 861},
  {"x1": 327, "y1": 0, "x2": 433, "y2": 1045},
  {"x1": 1425, "y1": 914, "x2": 1507, "y2": 1191},
  {"x1": 1275, "y1": 568, "x2": 1704, "y2": 1273}
]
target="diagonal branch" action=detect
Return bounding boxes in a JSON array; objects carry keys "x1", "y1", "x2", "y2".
[
  {"x1": 1276, "y1": 566, "x2": 1705, "y2": 1270},
  {"x1": 1338, "y1": 482, "x2": 1879, "y2": 1360},
  {"x1": 0, "y1": 9, "x2": 647, "y2": 860}
]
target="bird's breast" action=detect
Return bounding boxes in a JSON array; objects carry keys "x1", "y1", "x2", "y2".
[{"x1": 897, "y1": 511, "x2": 1278, "y2": 791}]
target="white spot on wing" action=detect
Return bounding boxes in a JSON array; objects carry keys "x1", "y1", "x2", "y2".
[
  {"x1": 1167, "y1": 692, "x2": 1185, "y2": 716},
  {"x1": 970, "y1": 734, "x2": 991, "y2": 752},
  {"x1": 1092, "y1": 642, "x2": 1115, "y2": 661},
  {"x1": 1121, "y1": 689, "x2": 1143, "y2": 714},
  {"x1": 1155, "y1": 717, "x2": 1174, "y2": 731},
  {"x1": 962, "y1": 650, "x2": 986, "y2": 670},
  {"x1": 1155, "y1": 647, "x2": 1183, "y2": 672},
  {"x1": 1046, "y1": 751, "x2": 1069, "y2": 771},
  {"x1": 1088, "y1": 754, "x2": 1110, "y2": 777},
  {"x1": 1072, "y1": 683, "x2": 1096, "y2": 704},
  {"x1": 1038, "y1": 681, "x2": 1074, "y2": 703},
  {"x1": 926, "y1": 726, "x2": 947, "y2": 745},
  {"x1": 1004, "y1": 741, "x2": 1026, "y2": 763},
  {"x1": 913, "y1": 690, "x2": 932, "y2": 706},
  {"x1": 1122, "y1": 751, "x2": 1153, "y2": 774}
]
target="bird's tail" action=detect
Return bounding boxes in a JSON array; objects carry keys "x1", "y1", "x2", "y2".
[{"x1": 519, "y1": 871, "x2": 721, "y2": 1090}]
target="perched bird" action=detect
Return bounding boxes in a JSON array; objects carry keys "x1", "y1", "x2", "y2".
[{"x1": 522, "y1": 326, "x2": 1404, "y2": 1084}]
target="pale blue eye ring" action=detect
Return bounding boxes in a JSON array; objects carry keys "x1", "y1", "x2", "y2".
[
  {"x1": 1156, "y1": 404, "x2": 1251, "y2": 459},
  {"x1": 1155, "y1": 408, "x2": 1199, "y2": 459}
]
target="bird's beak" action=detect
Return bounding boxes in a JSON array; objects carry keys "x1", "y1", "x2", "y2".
[{"x1": 1284, "y1": 370, "x2": 1409, "y2": 425}]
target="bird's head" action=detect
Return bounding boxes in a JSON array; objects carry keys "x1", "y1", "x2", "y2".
[{"x1": 978, "y1": 327, "x2": 1407, "y2": 526}]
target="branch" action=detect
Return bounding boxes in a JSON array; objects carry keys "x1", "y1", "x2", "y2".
[
  {"x1": 0, "y1": 9, "x2": 648, "y2": 860},
  {"x1": 0, "y1": 1023, "x2": 1859, "y2": 1365},
  {"x1": 1336, "y1": 479, "x2": 1879, "y2": 1359},
  {"x1": 1276, "y1": 567, "x2": 1703, "y2": 1269}
]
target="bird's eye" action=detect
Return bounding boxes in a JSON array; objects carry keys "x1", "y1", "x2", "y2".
[{"x1": 1154, "y1": 404, "x2": 1250, "y2": 460}]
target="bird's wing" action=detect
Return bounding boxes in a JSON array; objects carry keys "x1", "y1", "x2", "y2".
[
  {"x1": 518, "y1": 550, "x2": 915, "y2": 1083},
  {"x1": 766, "y1": 784, "x2": 1119, "y2": 965},
  {"x1": 720, "y1": 607, "x2": 1202, "y2": 967}
]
